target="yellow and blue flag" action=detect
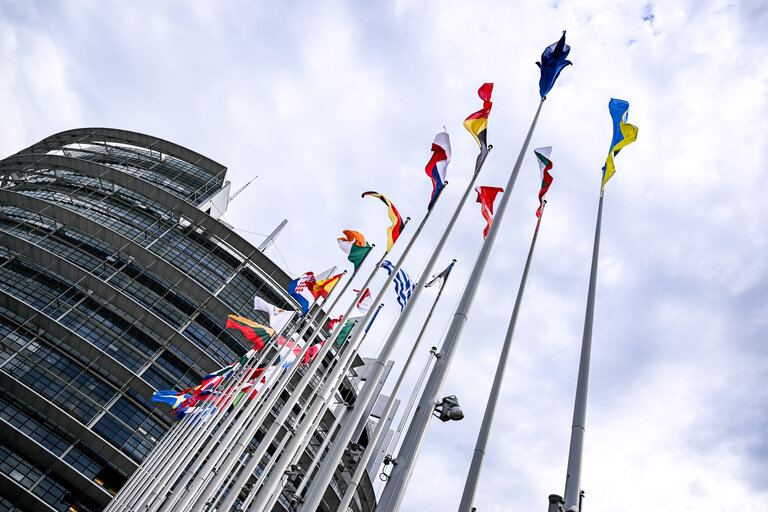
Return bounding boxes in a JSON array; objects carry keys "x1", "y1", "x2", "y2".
[{"x1": 601, "y1": 98, "x2": 639, "y2": 190}]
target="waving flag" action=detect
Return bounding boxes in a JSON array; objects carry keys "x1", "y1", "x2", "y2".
[
  {"x1": 226, "y1": 316, "x2": 276, "y2": 351},
  {"x1": 176, "y1": 405, "x2": 216, "y2": 421},
  {"x1": 151, "y1": 390, "x2": 190, "y2": 409},
  {"x1": 380, "y1": 260, "x2": 415, "y2": 311},
  {"x1": 287, "y1": 272, "x2": 317, "y2": 316},
  {"x1": 602, "y1": 98, "x2": 638, "y2": 190},
  {"x1": 354, "y1": 288, "x2": 373, "y2": 314},
  {"x1": 475, "y1": 186, "x2": 505, "y2": 239},
  {"x1": 230, "y1": 365, "x2": 274, "y2": 406},
  {"x1": 337, "y1": 230, "x2": 372, "y2": 270},
  {"x1": 424, "y1": 129, "x2": 452, "y2": 209},
  {"x1": 533, "y1": 147, "x2": 554, "y2": 217},
  {"x1": 277, "y1": 336, "x2": 304, "y2": 368},
  {"x1": 464, "y1": 83, "x2": 494, "y2": 172},
  {"x1": 335, "y1": 319, "x2": 358, "y2": 348},
  {"x1": 312, "y1": 273, "x2": 343, "y2": 299},
  {"x1": 302, "y1": 344, "x2": 321, "y2": 365},
  {"x1": 253, "y1": 296, "x2": 294, "y2": 334},
  {"x1": 362, "y1": 192, "x2": 404, "y2": 251},
  {"x1": 536, "y1": 31, "x2": 572, "y2": 99},
  {"x1": 425, "y1": 261, "x2": 455, "y2": 289},
  {"x1": 328, "y1": 315, "x2": 343, "y2": 330}
]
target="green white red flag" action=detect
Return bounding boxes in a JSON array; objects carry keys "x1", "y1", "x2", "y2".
[{"x1": 533, "y1": 147, "x2": 553, "y2": 218}]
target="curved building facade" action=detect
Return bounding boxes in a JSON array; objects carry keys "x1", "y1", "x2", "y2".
[{"x1": 0, "y1": 129, "x2": 383, "y2": 512}]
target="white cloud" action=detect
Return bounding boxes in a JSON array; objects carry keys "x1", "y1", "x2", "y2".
[{"x1": 2, "y1": 0, "x2": 767, "y2": 511}]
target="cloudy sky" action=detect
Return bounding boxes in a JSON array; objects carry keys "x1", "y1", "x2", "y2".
[{"x1": 2, "y1": 0, "x2": 767, "y2": 510}]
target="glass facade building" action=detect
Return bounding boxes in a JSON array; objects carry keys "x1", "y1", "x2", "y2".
[{"x1": 0, "y1": 128, "x2": 384, "y2": 512}]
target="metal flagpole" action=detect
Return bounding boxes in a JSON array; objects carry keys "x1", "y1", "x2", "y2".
[
  {"x1": 389, "y1": 345, "x2": 437, "y2": 454},
  {"x1": 194, "y1": 287, "x2": 373, "y2": 512},
  {"x1": 459, "y1": 202, "x2": 547, "y2": 511},
  {"x1": 289, "y1": 351, "x2": 381, "y2": 499},
  {"x1": 244, "y1": 313, "x2": 390, "y2": 512},
  {"x1": 112, "y1": 314, "x2": 307, "y2": 511},
  {"x1": 164, "y1": 271, "x2": 354, "y2": 512},
  {"x1": 222, "y1": 303, "x2": 386, "y2": 512},
  {"x1": 337, "y1": 259, "x2": 457, "y2": 512},
  {"x1": 298, "y1": 186, "x2": 446, "y2": 512},
  {"x1": 122, "y1": 318, "x2": 293, "y2": 512},
  {"x1": 561, "y1": 191, "x2": 603, "y2": 512},
  {"x1": 234, "y1": 203, "x2": 432, "y2": 512},
  {"x1": 191, "y1": 243, "x2": 394, "y2": 512},
  {"x1": 300, "y1": 144, "x2": 494, "y2": 512},
  {"x1": 379, "y1": 98, "x2": 546, "y2": 511},
  {"x1": 132, "y1": 315, "x2": 297, "y2": 512}
]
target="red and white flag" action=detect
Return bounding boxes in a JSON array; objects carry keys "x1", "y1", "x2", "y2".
[
  {"x1": 475, "y1": 186, "x2": 504, "y2": 239},
  {"x1": 353, "y1": 288, "x2": 373, "y2": 314},
  {"x1": 328, "y1": 315, "x2": 343, "y2": 331}
]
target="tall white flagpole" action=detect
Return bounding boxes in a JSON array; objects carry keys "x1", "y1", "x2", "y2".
[
  {"x1": 378, "y1": 98, "x2": 546, "y2": 511},
  {"x1": 132, "y1": 314, "x2": 296, "y2": 511},
  {"x1": 242, "y1": 312, "x2": 390, "y2": 512},
  {"x1": 459, "y1": 202, "x2": 547, "y2": 511},
  {"x1": 299, "y1": 139, "x2": 496, "y2": 512},
  {"x1": 236, "y1": 196, "x2": 434, "y2": 512},
  {"x1": 337, "y1": 259, "x2": 457, "y2": 512},
  {"x1": 184, "y1": 240, "x2": 397, "y2": 512},
  {"x1": 162, "y1": 268, "x2": 356, "y2": 512},
  {"x1": 561, "y1": 192, "x2": 603, "y2": 511}
]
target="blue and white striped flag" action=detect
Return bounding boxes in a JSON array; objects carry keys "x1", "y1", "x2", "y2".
[{"x1": 380, "y1": 260, "x2": 415, "y2": 311}]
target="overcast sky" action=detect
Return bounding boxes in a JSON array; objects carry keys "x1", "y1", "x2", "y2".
[{"x1": 2, "y1": 1, "x2": 767, "y2": 511}]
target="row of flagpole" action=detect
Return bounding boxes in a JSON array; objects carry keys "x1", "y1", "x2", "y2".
[
  {"x1": 108, "y1": 28, "x2": 643, "y2": 512},
  {"x1": 301, "y1": 126, "x2": 494, "y2": 510},
  {"x1": 379, "y1": 95, "x2": 547, "y2": 511},
  {"x1": 164, "y1": 250, "x2": 377, "y2": 512}
]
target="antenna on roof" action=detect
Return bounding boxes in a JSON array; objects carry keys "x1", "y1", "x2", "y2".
[
  {"x1": 258, "y1": 219, "x2": 288, "y2": 252},
  {"x1": 229, "y1": 176, "x2": 257, "y2": 202}
]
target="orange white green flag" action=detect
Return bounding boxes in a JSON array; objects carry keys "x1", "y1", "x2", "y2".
[{"x1": 337, "y1": 230, "x2": 372, "y2": 269}]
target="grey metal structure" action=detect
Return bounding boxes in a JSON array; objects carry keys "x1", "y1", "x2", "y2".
[
  {"x1": 379, "y1": 99, "x2": 546, "y2": 511},
  {"x1": 0, "y1": 128, "x2": 381, "y2": 512}
]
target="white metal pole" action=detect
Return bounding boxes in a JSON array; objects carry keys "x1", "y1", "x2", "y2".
[
  {"x1": 459, "y1": 204, "x2": 546, "y2": 511},
  {"x1": 337, "y1": 260, "x2": 456, "y2": 511},
  {"x1": 300, "y1": 145, "x2": 493, "y2": 512},
  {"x1": 378, "y1": 98, "x2": 545, "y2": 511},
  {"x1": 563, "y1": 192, "x2": 603, "y2": 511}
]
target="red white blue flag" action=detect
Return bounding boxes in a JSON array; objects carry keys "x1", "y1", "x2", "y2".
[
  {"x1": 424, "y1": 129, "x2": 451, "y2": 209},
  {"x1": 287, "y1": 272, "x2": 317, "y2": 316}
]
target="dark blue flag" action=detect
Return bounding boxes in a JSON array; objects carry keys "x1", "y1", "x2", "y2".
[{"x1": 536, "y1": 31, "x2": 573, "y2": 99}]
